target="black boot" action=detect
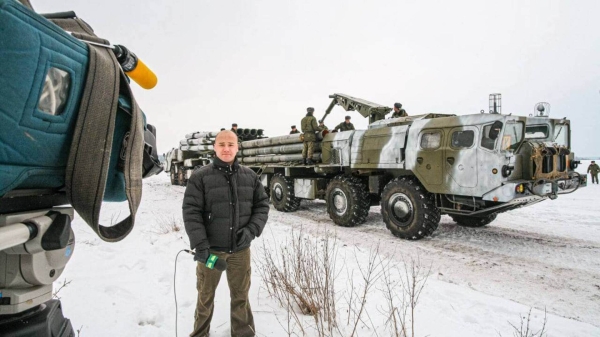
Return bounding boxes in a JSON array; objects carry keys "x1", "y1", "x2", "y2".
[
  {"x1": 302, "y1": 158, "x2": 307, "y2": 165},
  {"x1": 306, "y1": 159, "x2": 315, "y2": 165}
]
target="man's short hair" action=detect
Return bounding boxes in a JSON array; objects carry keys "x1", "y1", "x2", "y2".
[
  {"x1": 345, "y1": 115, "x2": 351, "y2": 120},
  {"x1": 307, "y1": 107, "x2": 314, "y2": 113},
  {"x1": 232, "y1": 123, "x2": 238, "y2": 127},
  {"x1": 216, "y1": 130, "x2": 239, "y2": 142}
]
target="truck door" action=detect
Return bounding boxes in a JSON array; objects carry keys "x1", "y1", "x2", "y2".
[
  {"x1": 415, "y1": 129, "x2": 444, "y2": 185},
  {"x1": 445, "y1": 126, "x2": 478, "y2": 188}
]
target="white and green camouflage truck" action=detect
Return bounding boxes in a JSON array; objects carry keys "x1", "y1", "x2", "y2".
[{"x1": 167, "y1": 93, "x2": 587, "y2": 240}]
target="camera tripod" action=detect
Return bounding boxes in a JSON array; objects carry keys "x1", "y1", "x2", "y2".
[{"x1": 0, "y1": 206, "x2": 76, "y2": 337}]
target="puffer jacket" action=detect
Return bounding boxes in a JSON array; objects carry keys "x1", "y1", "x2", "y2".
[{"x1": 182, "y1": 157, "x2": 269, "y2": 253}]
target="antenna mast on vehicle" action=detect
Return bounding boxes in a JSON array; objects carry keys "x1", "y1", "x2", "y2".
[{"x1": 489, "y1": 93, "x2": 502, "y2": 114}]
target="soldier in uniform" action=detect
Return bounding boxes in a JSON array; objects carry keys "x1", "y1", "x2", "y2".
[
  {"x1": 391, "y1": 103, "x2": 408, "y2": 118},
  {"x1": 588, "y1": 160, "x2": 600, "y2": 184},
  {"x1": 301, "y1": 107, "x2": 323, "y2": 165},
  {"x1": 231, "y1": 123, "x2": 238, "y2": 133},
  {"x1": 290, "y1": 125, "x2": 300, "y2": 134},
  {"x1": 319, "y1": 120, "x2": 329, "y2": 131},
  {"x1": 333, "y1": 116, "x2": 355, "y2": 132}
]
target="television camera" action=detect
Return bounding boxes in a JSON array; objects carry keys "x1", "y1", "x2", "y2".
[{"x1": 0, "y1": 1, "x2": 162, "y2": 336}]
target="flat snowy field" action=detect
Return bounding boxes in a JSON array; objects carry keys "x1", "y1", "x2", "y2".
[{"x1": 56, "y1": 162, "x2": 600, "y2": 336}]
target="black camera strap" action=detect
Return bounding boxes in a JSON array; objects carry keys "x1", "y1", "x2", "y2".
[{"x1": 50, "y1": 16, "x2": 144, "y2": 242}]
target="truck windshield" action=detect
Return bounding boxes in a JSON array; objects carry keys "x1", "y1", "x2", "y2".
[
  {"x1": 501, "y1": 122, "x2": 524, "y2": 151},
  {"x1": 481, "y1": 122, "x2": 501, "y2": 150},
  {"x1": 525, "y1": 125, "x2": 549, "y2": 139},
  {"x1": 553, "y1": 124, "x2": 569, "y2": 147}
]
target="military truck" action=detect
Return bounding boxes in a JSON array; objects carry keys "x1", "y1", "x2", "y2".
[
  {"x1": 166, "y1": 128, "x2": 266, "y2": 186},
  {"x1": 168, "y1": 94, "x2": 586, "y2": 240}
]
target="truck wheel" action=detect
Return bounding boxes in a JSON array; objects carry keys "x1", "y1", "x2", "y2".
[
  {"x1": 270, "y1": 174, "x2": 300, "y2": 212},
  {"x1": 325, "y1": 175, "x2": 370, "y2": 227},
  {"x1": 170, "y1": 167, "x2": 178, "y2": 185},
  {"x1": 450, "y1": 213, "x2": 497, "y2": 227},
  {"x1": 381, "y1": 177, "x2": 440, "y2": 240}
]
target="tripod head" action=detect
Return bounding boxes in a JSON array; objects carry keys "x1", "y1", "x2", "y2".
[{"x1": 0, "y1": 207, "x2": 75, "y2": 315}]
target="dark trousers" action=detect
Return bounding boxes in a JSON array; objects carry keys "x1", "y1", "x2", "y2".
[
  {"x1": 592, "y1": 173, "x2": 599, "y2": 184},
  {"x1": 190, "y1": 248, "x2": 254, "y2": 337}
]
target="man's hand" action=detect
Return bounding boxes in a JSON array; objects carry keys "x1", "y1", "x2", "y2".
[
  {"x1": 194, "y1": 248, "x2": 210, "y2": 262},
  {"x1": 236, "y1": 228, "x2": 255, "y2": 247}
]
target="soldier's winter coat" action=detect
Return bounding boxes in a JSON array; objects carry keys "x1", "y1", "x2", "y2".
[
  {"x1": 391, "y1": 109, "x2": 408, "y2": 118},
  {"x1": 334, "y1": 121, "x2": 355, "y2": 131},
  {"x1": 301, "y1": 114, "x2": 322, "y2": 141}
]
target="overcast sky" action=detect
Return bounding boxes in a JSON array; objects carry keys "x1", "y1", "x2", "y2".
[{"x1": 36, "y1": 0, "x2": 600, "y2": 156}]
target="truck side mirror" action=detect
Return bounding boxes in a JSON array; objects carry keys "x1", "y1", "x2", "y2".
[{"x1": 489, "y1": 121, "x2": 503, "y2": 140}]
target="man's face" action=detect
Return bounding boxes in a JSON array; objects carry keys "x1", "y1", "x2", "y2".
[
  {"x1": 394, "y1": 107, "x2": 399, "y2": 112},
  {"x1": 214, "y1": 131, "x2": 239, "y2": 164},
  {"x1": 345, "y1": 119, "x2": 350, "y2": 124}
]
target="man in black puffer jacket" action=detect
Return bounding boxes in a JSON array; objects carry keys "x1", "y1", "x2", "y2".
[{"x1": 183, "y1": 130, "x2": 269, "y2": 337}]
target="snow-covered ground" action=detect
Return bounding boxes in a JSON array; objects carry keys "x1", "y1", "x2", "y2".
[{"x1": 56, "y1": 161, "x2": 600, "y2": 336}]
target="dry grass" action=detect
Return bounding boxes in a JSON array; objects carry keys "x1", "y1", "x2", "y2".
[
  {"x1": 52, "y1": 279, "x2": 72, "y2": 300},
  {"x1": 152, "y1": 215, "x2": 182, "y2": 234},
  {"x1": 378, "y1": 254, "x2": 431, "y2": 337},
  {"x1": 345, "y1": 244, "x2": 388, "y2": 337},
  {"x1": 505, "y1": 308, "x2": 548, "y2": 337},
  {"x1": 256, "y1": 228, "x2": 339, "y2": 336},
  {"x1": 256, "y1": 229, "x2": 433, "y2": 337}
]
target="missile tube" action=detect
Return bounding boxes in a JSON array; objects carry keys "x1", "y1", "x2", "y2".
[
  {"x1": 239, "y1": 153, "x2": 321, "y2": 164},
  {"x1": 240, "y1": 143, "x2": 321, "y2": 156}
]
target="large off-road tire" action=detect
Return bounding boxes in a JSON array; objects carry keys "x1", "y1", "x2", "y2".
[
  {"x1": 380, "y1": 177, "x2": 440, "y2": 240},
  {"x1": 325, "y1": 175, "x2": 370, "y2": 227},
  {"x1": 450, "y1": 213, "x2": 497, "y2": 228},
  {"x1": 170, "y1": 166, "x2": 179, "y2": 185},
  {"x1": 270, "y1": 173, "x2": 301, "y2": 212}
]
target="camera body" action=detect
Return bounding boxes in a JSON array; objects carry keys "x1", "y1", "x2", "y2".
[{"x1": 0, "y1": 2, "x2": 161, "y2": 335}]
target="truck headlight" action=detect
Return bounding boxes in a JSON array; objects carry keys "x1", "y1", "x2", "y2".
[{"x1": 515, "y1": 184, "x2": 525, "y2": 194}]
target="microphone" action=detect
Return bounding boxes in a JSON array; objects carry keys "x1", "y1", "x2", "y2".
[
  {"x1": 112, "y1": 44, "x2": 158, "y2": 90},
  {"x1": 68, "y1": 35, "x2": 158, "y2": 90},
  {"x1": 185, "y1": 249, "x2": 227, "y2": 271}
]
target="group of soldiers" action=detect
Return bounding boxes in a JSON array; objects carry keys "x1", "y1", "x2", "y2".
[
  {"x1": 224, "y1": 101, "x2": 409, "y2": 165},
  {"x1": 218, "y1": 123, "x2": 239, "y2": 132},
  {"x1": 297, "y1": 102, "x2": 408, "y2": 165}
]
